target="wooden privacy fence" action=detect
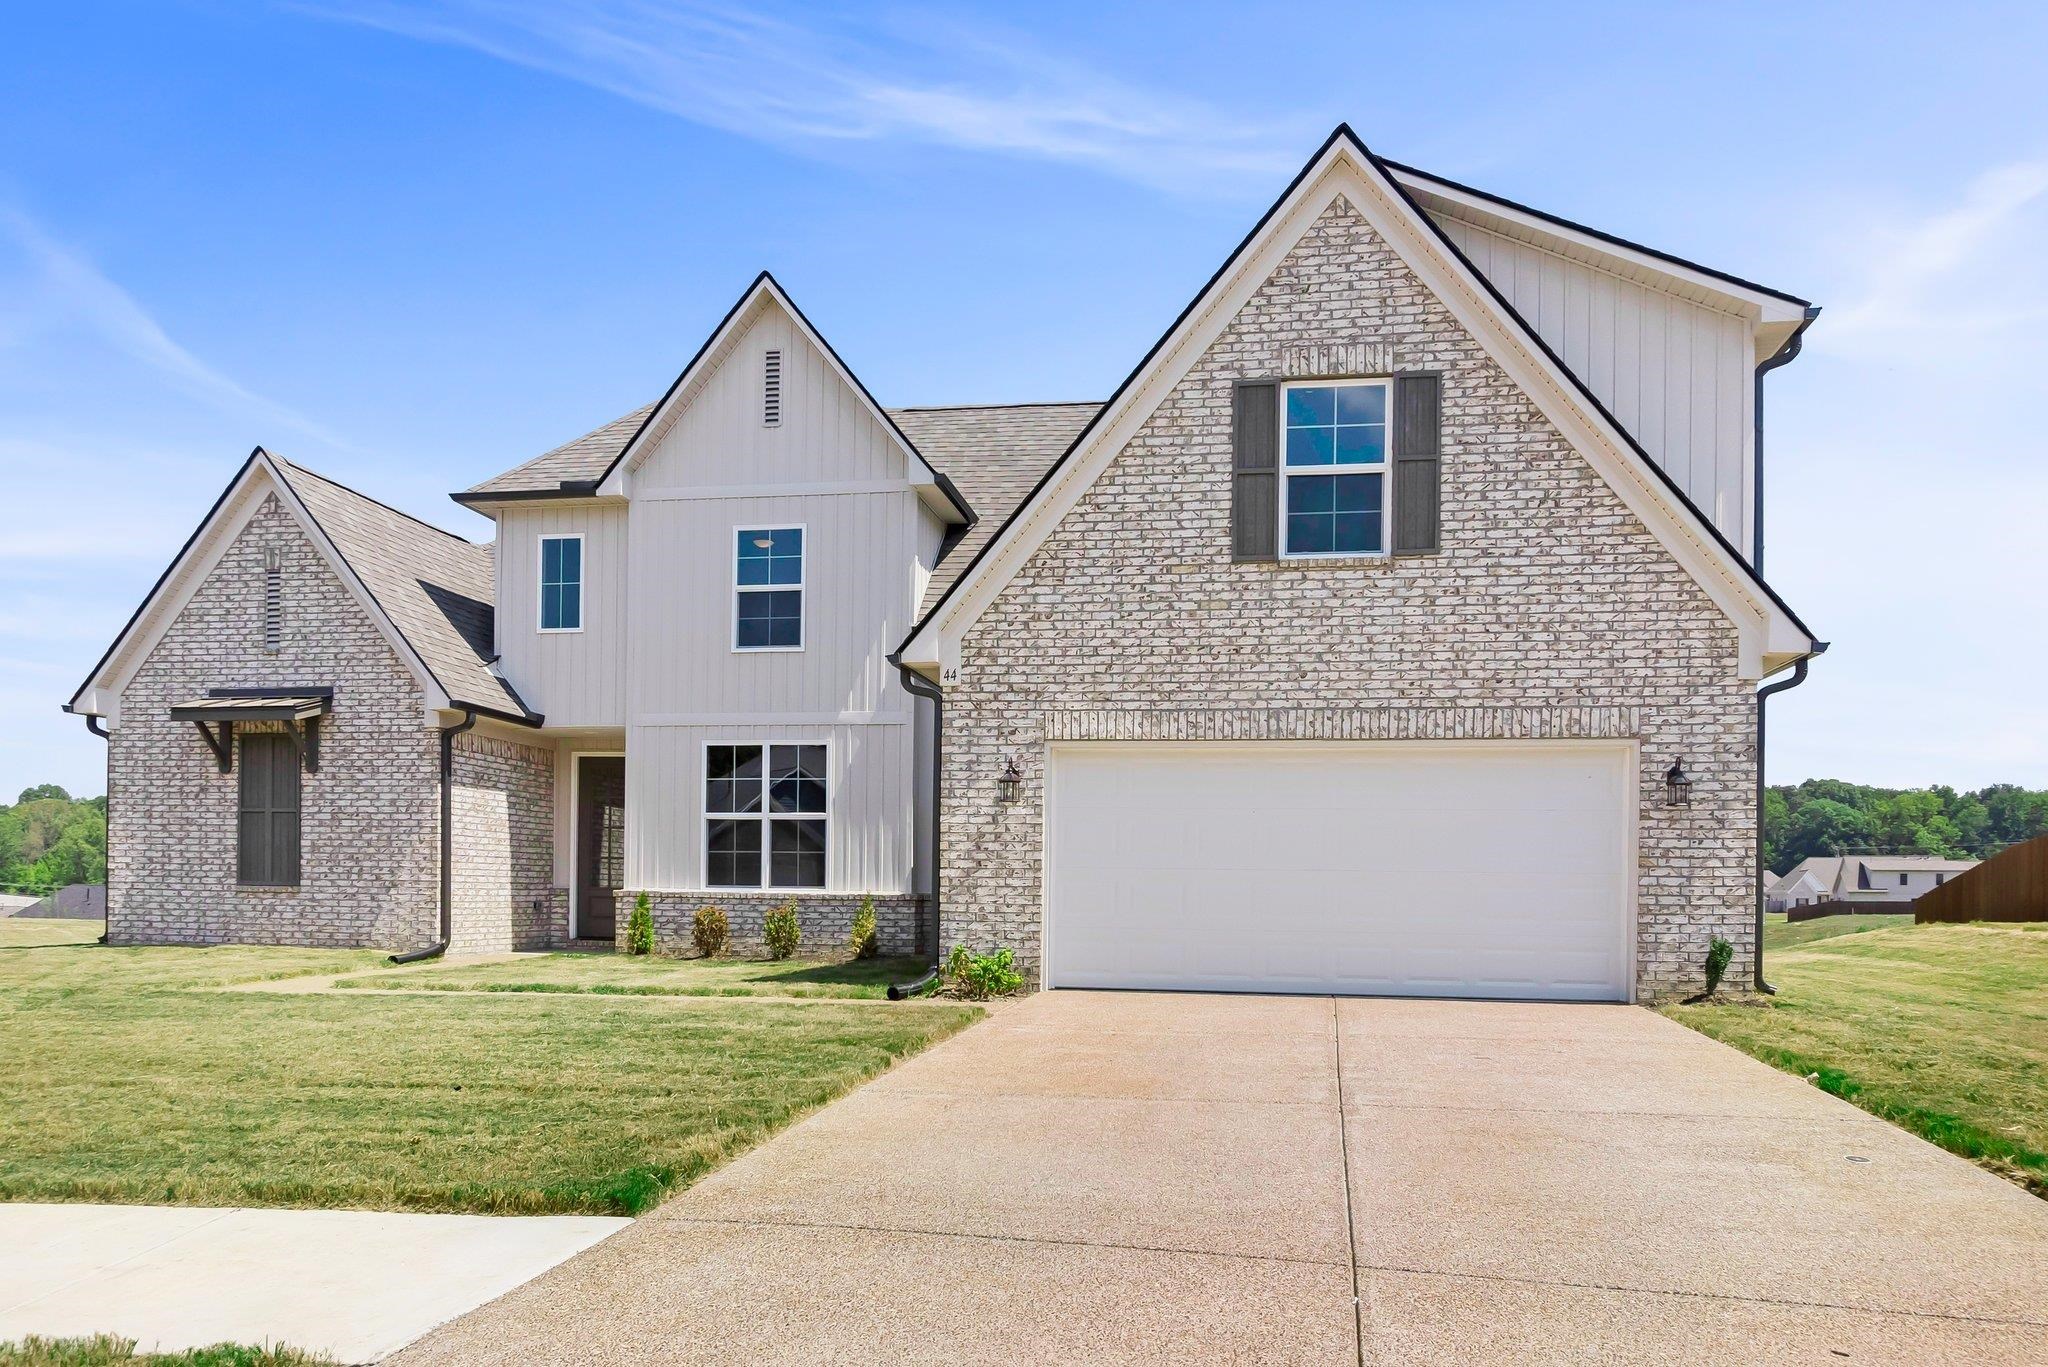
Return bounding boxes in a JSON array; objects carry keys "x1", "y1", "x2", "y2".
[{"x1": 1916, "y1": 834, "x2": 2048, "y2": 924}]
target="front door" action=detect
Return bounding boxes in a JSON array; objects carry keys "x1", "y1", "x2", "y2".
[{"x1": 575, "y1": 755, "x2": 625, "y2": 941}]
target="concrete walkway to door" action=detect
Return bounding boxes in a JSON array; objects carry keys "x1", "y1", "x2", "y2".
[{"x1": 395, "y1": 992, "x2": 2048, "y2": 1365}]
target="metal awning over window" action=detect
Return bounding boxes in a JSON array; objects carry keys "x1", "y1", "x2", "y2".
[{"x1": 170, "y1": 687, "x2": 331, "y2": 774}]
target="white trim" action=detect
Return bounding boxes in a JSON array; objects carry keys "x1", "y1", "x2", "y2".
[
  {"x1": 899, "y1": 135, "x2": 1813, "y2": 682},
  {"x1": 635, "y1": 710, "x2": 907, "y2": 727},
  {"x1": 1040, "y1": 737, "x2": 1640, "y2": 1003},
  {"x1": 71, "y1": 453, "x2": 454, "y2": 725},
  {"x1": 1276, "y1": 377, "x2": 1393, "y2": 561},
  {"x1": 567, "y1": 748, "x2": 626, "y2": 941},
  {"x1": 635, "y1": 480, "x2": 911, "y2": 503},
  {"x1": 701, "y1": 739, "x2": 832, "y2": 892},
  {"x1": 732, "y1": 523, "x2": 805, "y2": 654},
  {"x1": 536, "y1": 532, "x2": 585, "y2": 634}
]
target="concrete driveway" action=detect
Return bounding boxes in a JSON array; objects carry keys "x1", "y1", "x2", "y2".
[{"x1": 398, "y1": 993, "x2": 2048, "y2": 1365}]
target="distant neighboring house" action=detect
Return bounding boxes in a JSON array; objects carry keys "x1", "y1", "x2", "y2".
[
  {"x1": 60, "y1": 126, "x2": 1824, "y2": 1004},
  {"x1": 1768, "y1": 854, "x2": 1975, "y2": 911},
  {"x1": 1768, "y1": 857, "x2": 1841, "y2": 912},
  {"x1": 25, "y1": 884, "x2": 108, "y2": 919},
  {"x1": 0, "y1": 894, "x2": 40, "y2": 917}
]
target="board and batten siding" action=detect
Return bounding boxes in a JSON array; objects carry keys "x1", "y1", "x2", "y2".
[
  {"x1": 610, "y1": 298, "x2": 944, "y2": 897},
  {"x1": 625, "y1": 721, "x2": 915, "y2": 893},
  {"x1": 1434, "y1": 215, "x2": 1756, "y2": 552},
  {"x1": 493, "y1": 502, "x2": 627, "y2": 726}
]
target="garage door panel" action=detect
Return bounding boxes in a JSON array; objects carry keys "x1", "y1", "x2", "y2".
[{"x1": 1046, "y1": 744, "x2": 1632, "y2": 1001}]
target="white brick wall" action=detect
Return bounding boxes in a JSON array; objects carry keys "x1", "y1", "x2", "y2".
[
  {"x1": 108, "y1": 496, "x2": 441, "y2": 947},
  {"x1": 450, "y1": 732, "x2": 560, "y2": 952},
  {"x1": 941, "y1": 197, "x2": 1755, "y2": 1003}
]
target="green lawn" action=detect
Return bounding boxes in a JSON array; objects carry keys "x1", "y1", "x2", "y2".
[
  {"x1": 0, "y1": 920, "x2": 978, "y2": 1215},
  {"x1": 1667, "y1": 921, "x2": 2048, "y2": 1197},
  {"x1": 1762, "y1": 910, "x2": 1917, "y2": 950},
  {"x1": 335, "y1": 949, "x2": 928, "y2": 999}
]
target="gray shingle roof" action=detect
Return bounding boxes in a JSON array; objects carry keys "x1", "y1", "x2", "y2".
[
  {"x1": 272, "y1": 456, "x2": 534, "y2": 721},
  {"x1": 458, "y1": 399, "x2": 1102, "y2": 615},
  {"x1": 889, "y1": 403, "x2": 1100, "y2": 613},
  {"x1": 462, "y1": 404, "x2": 656, "y2": 498}
]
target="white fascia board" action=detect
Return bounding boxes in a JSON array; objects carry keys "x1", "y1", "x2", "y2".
[
  {"x1": 1389, "y1": 166, "x2": 1810, "y2": 329},
  {"x1": 903, "y1": 140, "x2": 1805, "y2": 682},
  {"x1": 73, "y1": 454, "x2": 451, "y2": 727}
]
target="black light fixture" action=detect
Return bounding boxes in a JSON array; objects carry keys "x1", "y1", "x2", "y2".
[
  {"x1": 1664, "y1": 758, "x2": 1693, "y2": 808},
  {"x1": 997, "y1": 757, "x2": 1023, "y2": 804}
]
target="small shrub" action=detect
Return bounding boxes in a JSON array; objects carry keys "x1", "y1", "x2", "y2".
[
  {"x1": 946, "y1": 945, "x2": 1023, "y2": 1001},
  {"x1": 691, "y1": 905, "x2": 729, "y2": 959},
  {"x1": 625, "y1": 894, "x2": 654, "y2": 956},
  {"x1": 848, "y1": 895, "x2": 879, "y2": 960},
  {"x1": 1704, "y1": 934, "x2": 1734, "y2": 996},
  {"x1": 763, "y1": 899, "x2": 802, "y2": 960}
]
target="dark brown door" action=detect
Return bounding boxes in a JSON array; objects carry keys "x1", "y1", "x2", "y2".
[{"x1": 576, "y1": 756, "x2": 625, "y2": 941}]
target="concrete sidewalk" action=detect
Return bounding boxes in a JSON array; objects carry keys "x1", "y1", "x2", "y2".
[
  {"x1": 394, "y1": 991, "x2": 2048, "y2": 1365},
  {"x1": 0, "y1": 1202, "x2": 626, "y2": 1363}
]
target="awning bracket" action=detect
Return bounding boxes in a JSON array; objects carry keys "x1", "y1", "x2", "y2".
[{"x1": 193, "y1": 719, "x2": 233, "y2": 773}]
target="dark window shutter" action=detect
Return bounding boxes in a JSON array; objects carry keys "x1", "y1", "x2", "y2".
[
  {"x1": 1393, "y1": 373, "x2": 1442, "y2": 555},
  {"x1": 238, "y1": 733, "x2": 301, "y2": 886},
  {"x1": 1231, "y1": 381, "x2": 1278, "y2": 561}
]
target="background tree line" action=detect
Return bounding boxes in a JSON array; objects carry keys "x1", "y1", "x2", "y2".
[
  {"x1": 1765, "y1": 779, "x2": 2048, "y2": 875},
  {"x1": 2, "y1": 785, "x2": 107, "y2": 894}
]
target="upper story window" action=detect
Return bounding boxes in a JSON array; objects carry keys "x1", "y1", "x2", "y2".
[
  {"x1": 538, "y1": 534, "x2": 583, "y2": 633},
  {"x1": 1281, "y1": 379, "x2": 1389, "y2": 558},
  {"x1": 734, "y1": 526, "x2": 803, "y2": 651}
]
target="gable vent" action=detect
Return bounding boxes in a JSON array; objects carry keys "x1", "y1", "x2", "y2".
[
  {"x1": 763, "y1": 349, "x2": 782, "y2": 427},
  {"x1": 262, "y1": 547, "x2": 283, "y2": 654}
]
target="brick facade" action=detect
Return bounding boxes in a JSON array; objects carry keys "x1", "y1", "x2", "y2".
[
  {"x1": 450, "y1": 731, "x2": 561, "y2": 952},
  {"x1": 940, "y1": 196, "x2": 1756, "y2": 1003},
  {"x1": 107, "y1": 495, "x2": 441, "y2": 947},
  {"x1": 106, "y1": 493, "x2": 561, "y2": 953},
  {"x1": 631, "y1": 890, "x2": 926, "y2": 959}
]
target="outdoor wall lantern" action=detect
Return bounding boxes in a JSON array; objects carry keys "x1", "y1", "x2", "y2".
[
  {"x1": 997, "y1": 757, "x2": 1024, "y2": 804},
  {"x1": 1664, "y1": 758, "x2": 1693, "y2": 808}
]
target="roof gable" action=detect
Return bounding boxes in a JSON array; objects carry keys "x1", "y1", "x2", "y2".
[
  {"x1": 586, "y1": 273, "x2": 970, "y2": 523},
  {"x1": 69, "y1": 450, "x2": 534, "y2": 725},
  {"x1": 898, "y1": 125, "x2": 1818, "y2": 682}
]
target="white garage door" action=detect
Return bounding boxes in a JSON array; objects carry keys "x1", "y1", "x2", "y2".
[{"x1": 1045, "y1": 742, "x2": 1633, "y2": 1002}]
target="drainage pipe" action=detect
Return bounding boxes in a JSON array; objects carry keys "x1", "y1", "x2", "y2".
[
  {"x1": 1752, "y1": 307, "x2": 1821, "y2": 574},
  {"x1": 391, "y1": 707, "x2": 479, "y2": 964},
  {"x1": 81, "y1": 713, "x2": 110, "y2": 943},
  {"x1": 888, "y1": 660, "x2": 944, "y2": 1000},
  {"x1": 1755, "y1": 652, "x2": 1822, "y2": 992}
]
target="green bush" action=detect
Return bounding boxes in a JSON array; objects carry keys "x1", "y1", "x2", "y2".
[
  {"x1": 945, "y1": 945, "x2": 1023, "y2": 1001},
  {"x1": 848, "y1": 895, "x2": 879, "y2": 960},
  {"x1": 1704, "y1": 934, "x2": 1735, "y2": 996},
  {"x1": 763, "y1": 900, "x2": 802, "y2": 960},
  {"x1": 690, "y1": 905, "x2": 729, "y2": 958},
  {"x1": 626, "y1": 894, "x2": 654, "y2": 956}
]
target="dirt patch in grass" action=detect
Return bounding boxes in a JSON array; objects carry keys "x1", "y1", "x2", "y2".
[{"x1": 1667, "y1": 922, "x2": 2048, "y2": 1197}]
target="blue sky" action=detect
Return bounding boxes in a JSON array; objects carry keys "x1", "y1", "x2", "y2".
[{"x1": 5, "y1": 0, "x2": 2047, "y2": 799}]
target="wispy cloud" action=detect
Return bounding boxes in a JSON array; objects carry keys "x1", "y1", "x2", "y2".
[
  {"x1": 294, "y1": 0, "x2": 1302, "y2": 192},
  {"x1": 0, "y1": 209, "x2": 347, "y2": 448},
  {"x1": 1820, "y1": 157, "x2": 2048, "y2": 350}
]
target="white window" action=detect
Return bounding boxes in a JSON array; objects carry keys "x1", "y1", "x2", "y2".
[
  {"x1": 734, "y1": 526, "x2": 803, "y2": 651},
  {"x1": 1279, "y1": 379, "x2": 1390, "y2": 558},
  {"x1": 705, "y1": 743, "x2": 827, "y2": 889},
  {"x1": 538, "y1": 534, "x2": 583, "y2": 632}
]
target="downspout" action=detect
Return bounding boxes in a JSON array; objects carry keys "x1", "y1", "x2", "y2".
[
  {"x1": 81, "y1": 713, "x2": 110, "y2": 944},
  {"x1": 391, "y1": 706, "x2": 479, "y2": 964},
  {"x1": 888, "y1": 659, "x2": 944, "y2": 1000},
  {"x1": 1755, "y1": 651, "x2": 1822, "y2": 991},
  {"x1": 1750, "y1": 305, "x2": 1823, "y2": 994}
]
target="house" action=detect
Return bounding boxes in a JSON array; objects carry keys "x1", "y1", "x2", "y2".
[
  {"x1": 1767, "y1": 857, "x2": 1841, "y2": 912},
  {"x1": 1768, "y1": 854, "x2": 1977, "y2": 911},
  {"x1": 64, "y1": 127, "x2": 1822, "y2": 1002}
]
